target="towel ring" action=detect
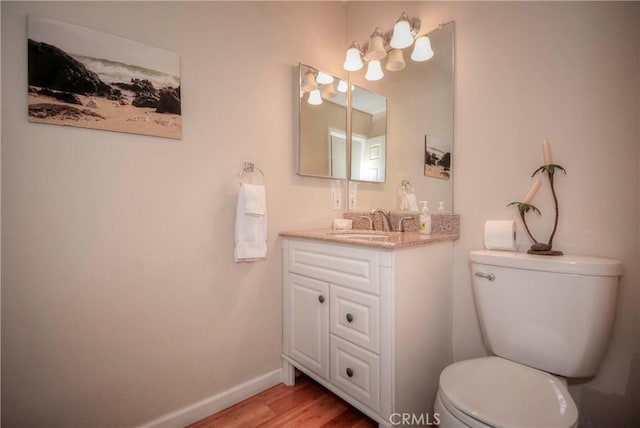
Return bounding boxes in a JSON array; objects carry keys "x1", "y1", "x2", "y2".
[{"x1": 239, "y1": 161, "x2": 265, "y2": 184}]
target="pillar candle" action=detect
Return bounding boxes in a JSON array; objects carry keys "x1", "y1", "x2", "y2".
[
  {"x1": 523, "y1": 178, "x2": 541, "y2": 204},
  {"x1": 543, "y1": 139, "x2": 553, "y2": 165}
]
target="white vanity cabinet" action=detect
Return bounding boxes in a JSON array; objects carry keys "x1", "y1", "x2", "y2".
[{"x1": 281, "y1": 237, "x2": 453, "y2": 427}]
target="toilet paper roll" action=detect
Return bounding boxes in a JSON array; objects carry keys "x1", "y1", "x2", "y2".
[{"x1": 484, "y1": 220, "x2": 517, "y2": 251}]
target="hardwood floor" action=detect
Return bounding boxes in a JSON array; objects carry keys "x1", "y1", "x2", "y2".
[{"x1": 187, "y1": 373, "x2": 377, "y2": 428}]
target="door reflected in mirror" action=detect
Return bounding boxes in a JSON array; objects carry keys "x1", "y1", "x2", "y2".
[
  {"x1": 350, "y1": 86, "x2": 387, "y2": 182},
  {"x1": 298, "y1": 64, "x2": 348, "y2": 179}
]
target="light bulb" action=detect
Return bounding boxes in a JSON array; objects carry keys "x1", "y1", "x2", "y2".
[
  {"x1": 307, "y1": 89, "x2": 322, "y2": 105},
  {"x1": 365, "y1": 60, "x2": 384, "y2": 81},
  {"x1": 386, "y1": 49, "x2": 406, "y2": 71},
  {"x1": 411, "y1": 36, "x2": 434, "y2": 62},
  {"x1": 343, "y1": 41, "x2": 363, "y2": 71},
  {"x1": 390, "y1": 13, "x2": 414, "y2": 49},
  {"x1": 321, "y1": 82, "x2": 337, "y2": 99},
  {"x1": 301, "y1": 70, "x2": 317, "y2": 92},
  {"x1": 316, "y1": 71, "x2": 334, "y2": 84},
  {"x1": 366, "y1": 28, "x2": 386, "y2": 61}
]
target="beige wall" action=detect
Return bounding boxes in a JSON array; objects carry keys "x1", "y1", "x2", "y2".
[
  {"x1": 1, "y1": 1, "x2": 346, "y2": 426},
  {"x1": 347, "y1": 1, "x2": 639, "y2": 426},
  {"x1": 2, "y1": 1, "x2": 639, "y2": 427}
]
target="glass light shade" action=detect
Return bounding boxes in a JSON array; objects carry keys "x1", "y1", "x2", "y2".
[
  {"x1": 343, "y1": 42, "x2": 363, "y2": 71},
  {"x1": 307, "y1": 89, "x2": 323, "y2": 105},
  {"x1": 366, "y1": 28, "x2": 386, "y2": 61},
  {"x1": 385, "y1": 49, "x2": 406, "y2": 71},
  {"x1": 411, "y1": 36, "x2": 434, "y2": 62},
  {"x1": 301, "y1": 70, "x2": 318, "y2": 92},
  {"x1": 316, "y1": 71, "x2": 334, "y2": 85},
  {"x1": 390, "y1": 18, "x2": 414, "y2": 49},
  {"x1": 336, "y1": 80, "x2": 348, "y2": 93},
  {"x1": 321, "y1": 83, "x2": 337, "y2": 99},
  {"x1": 365, "y1": 60, "x2": 384, "y2": 81}
]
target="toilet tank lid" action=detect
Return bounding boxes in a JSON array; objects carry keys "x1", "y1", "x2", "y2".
[{"x1": 470, "y1": 250, "x2": 622, "y2": 276}]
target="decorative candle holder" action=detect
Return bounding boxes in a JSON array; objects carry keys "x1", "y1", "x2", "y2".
[{"x1": 508, "y1": 140, "x2": 566, "y2": 256}]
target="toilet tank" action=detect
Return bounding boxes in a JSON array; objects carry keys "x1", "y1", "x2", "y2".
[{"x1": 470, "y1": 250, "x2": 621, "y2": 378}]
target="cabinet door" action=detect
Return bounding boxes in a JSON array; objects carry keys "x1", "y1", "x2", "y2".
[{"x1": 286, "y1": 273, "x2": 329, "y2": 379}]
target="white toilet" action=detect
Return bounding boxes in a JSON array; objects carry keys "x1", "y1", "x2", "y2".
[{"x1": 435, "y1": 250, "x2": 622, "y2": 427}]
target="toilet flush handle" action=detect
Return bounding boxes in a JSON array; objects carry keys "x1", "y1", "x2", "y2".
[{"x1": 475, "y1": 271, "x2": 495, "y2": 281}]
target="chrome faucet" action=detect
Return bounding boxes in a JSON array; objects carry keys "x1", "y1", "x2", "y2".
[
  {"x1": 370, "y1": 209, "x2": 392, "y2": 232},
  {"x1": 397, "y1": 216, "x2": 415, "y2": 232},
  {"x1": 359, "y1": 215, "x2": 374, "y2": 230}
]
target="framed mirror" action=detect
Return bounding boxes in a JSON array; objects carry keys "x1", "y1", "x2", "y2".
[
  {"x1": 346, "y1": 21, "x2": 455, "y2": 211},
  {"x1": 298, "y1": 64, "x2": 387, "y2": 182},
  {"x1": 350, "y1": 86, "x2": 387, "y2": 182},
  {"x1": 298, "y1": 64, "x2": 349, "y2": 179}
]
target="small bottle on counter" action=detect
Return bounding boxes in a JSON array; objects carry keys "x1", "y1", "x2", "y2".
[
  {"x1": 438, "y1": 201, "x2": 446, "y2": 212},
  {"x1": 419, "y1": 201, "x2": 432, "y2": 235}
]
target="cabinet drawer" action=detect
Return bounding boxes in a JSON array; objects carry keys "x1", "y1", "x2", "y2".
[
  {"x1": 288, "y1": 240, "x2": 379, "y2": 294},
  {"x1": 330, "y1": 335, "x2": 380, "y2": 411},
  {"x1": 330, "y1": 286, "x2": 380, "y2": 354}
]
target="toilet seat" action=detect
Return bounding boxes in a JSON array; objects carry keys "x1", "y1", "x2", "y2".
[{"x1": 439, "y1": 357, "x2": 578, "y2": 428}]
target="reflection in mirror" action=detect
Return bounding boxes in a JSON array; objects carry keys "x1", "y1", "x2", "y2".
[
  {"x1": 347, "y1": 21, "x2": 454, "y2": 211},
  {"x1": 350, "y1": 86, "x2": 387, "y2": 183},
  {"x1": 422, "y1": 23, "x2": 453, "y2": 187},
  {"x1": 298, "y1": 64, "x2": 348, "y2": 179}
]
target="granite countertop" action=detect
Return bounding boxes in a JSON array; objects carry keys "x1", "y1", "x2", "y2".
[{"x1": 279, "y1": 229, "x2": 459, "y2": 249}]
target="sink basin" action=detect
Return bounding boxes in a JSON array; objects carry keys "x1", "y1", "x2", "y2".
[{"x1": 332, "y1": 233, "x2": 391, "y2": 240}]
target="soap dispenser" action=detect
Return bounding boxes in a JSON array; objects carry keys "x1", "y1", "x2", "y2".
[{"x1": 419, "y1": 201, "x2": 432, "y2": 235}]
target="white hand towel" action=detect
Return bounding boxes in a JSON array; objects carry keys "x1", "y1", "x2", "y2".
[
  {"x1": 406, "y1": 193, "x2": 419, "y2": 211},
  {"x1": 234, "y1": 184, "x2": 267, "y2": 262},
  {"x1": 242, "y1": 183, "x2": 266, "y2": 215}
]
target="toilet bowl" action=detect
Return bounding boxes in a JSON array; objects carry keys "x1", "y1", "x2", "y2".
[
  {"x1": 434, "y1": 250, "x2": 621, "y2": 428},
  {"x1": 434, "y1": 357, "x2": 577, "y2": 428}
]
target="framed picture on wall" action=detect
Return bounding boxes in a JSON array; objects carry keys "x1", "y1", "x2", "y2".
[
  {"x1": 424, "y1": 134, "x2": 451, "y2": 180},
  {"x1": 27, "y1": 15, "x2": 182, "y2": 139}
]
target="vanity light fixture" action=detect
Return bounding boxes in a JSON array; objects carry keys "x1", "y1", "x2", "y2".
[
  {"x1": 411, "y1": 35, "x2": 434, "y2": 62},
  {"x1": 365, "y1": 60, "x2": 384, "y2": 81},
  {"x1": 300, "y1": 65, "x2": 345, "y2": 105},
  {"x1": 316, "y1": 71, "x2": 335, "y2": 85},
  {"x1": 301, "y1": 69, "x2": 318, "y2": 92},
  {"x1": 366, "y1": 28, "x2": 387, "y2": 61},
  {"x1": 342, "y1": 12, "x2": 433, "y2": 80},
  {"x1": 343, "y1": 41, "x2": 364, "y2": 71},
  {"x1": 321, "y1": 81, "x2": 337, "y2": 99},
  {"x1": 390, "y1": 12, "x2": 416, "y2": 49},
  {"x1": 307, "y1": 89, "x2": 323, "y2": 105},
  {"x1": 386, "y1": 49, "x2": 406, "y2": 71}
]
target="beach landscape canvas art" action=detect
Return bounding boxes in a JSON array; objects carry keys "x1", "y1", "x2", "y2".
[
  {"x1": 424, "y1": 134, "x2": 451, "y2": 180},
  {"x1": 28, "y1": 15, "x2": 182, "y2": 139}
]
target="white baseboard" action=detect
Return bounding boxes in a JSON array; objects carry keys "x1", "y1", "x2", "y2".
[{"x1": 139, "y1": 368, "x2": 282, "y2": 428}]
